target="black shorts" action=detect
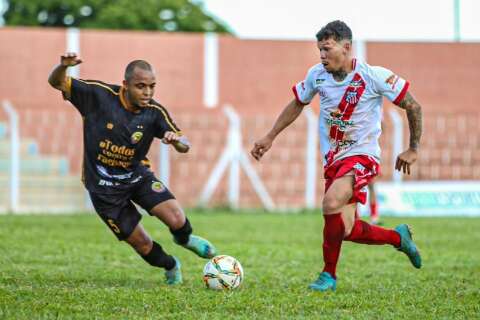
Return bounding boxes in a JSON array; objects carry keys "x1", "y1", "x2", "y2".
[{"x1": 89, "y1": 172, "x2": 175, "y2": 240}]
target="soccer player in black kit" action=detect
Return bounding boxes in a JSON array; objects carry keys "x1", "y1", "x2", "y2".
[{"x1": 48, "y1": 52, "x2": 217, "y2": 285}]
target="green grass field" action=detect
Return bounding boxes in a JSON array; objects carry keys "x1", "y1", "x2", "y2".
[{"x1": 1, "y1": 211, "x2": 479, "y2": 319}]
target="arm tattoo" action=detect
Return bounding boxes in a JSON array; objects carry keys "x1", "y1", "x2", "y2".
[{"x1": 398, "y1": 92, "x2": 422, "y2": 150}]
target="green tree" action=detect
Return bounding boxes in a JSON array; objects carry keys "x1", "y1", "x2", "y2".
[{"x1": 3, "y1": 0, "x2": 232, "y2": 33}]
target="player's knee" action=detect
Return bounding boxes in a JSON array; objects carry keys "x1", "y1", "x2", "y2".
[
  {"x1": 322, "y1": 196, "x2": 343, "y2": 214},
  {"x1": 168, "y1": 208, "x2": 186, "y2": 230},
  {"x1": 170, "y1": 217, "x2": 192, "y2": 245}
]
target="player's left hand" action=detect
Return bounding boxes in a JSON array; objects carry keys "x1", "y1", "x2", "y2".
[
  {"x1": 162, "y1": 131, "x2": 180, "y2": 144},
  {"x1": 395, "y1": 148, "x2": 418, "y2": 175}
]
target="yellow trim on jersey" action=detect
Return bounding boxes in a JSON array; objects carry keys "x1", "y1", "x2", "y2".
[
  {"x1": 75, "y1": 78, "x2": 119, "y2": 96},
  {"x1": 147, "y1": 104, "x2": 180, "y2": 134},
  {"x1": 65, "y1": 76, "x2": 72, "y2": 95},
  {"x1": 119, "y1": 86, "x2": 129, "y2": 110}
]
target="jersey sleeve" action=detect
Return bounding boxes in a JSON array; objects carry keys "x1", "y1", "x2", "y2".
[
  {"x1": 292, "y1": 67, "x2": 317, "y2": 105},
  {"x1": 154, "y1": 104, "x2": 182, "y2": 139},
  {"x1": 65, "y1": 77, "x2": 95, "y2": 116},
  {"x1": 370, "y1": 66, "x2": 410, "y2": 105}
]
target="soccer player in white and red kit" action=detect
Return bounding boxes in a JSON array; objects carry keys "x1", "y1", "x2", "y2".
[{"x1": 251, "y1": 20, "x2": 423, "y2": 292}]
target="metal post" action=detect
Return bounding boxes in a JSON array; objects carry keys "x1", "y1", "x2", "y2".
[
  {"x1": 389, "y1": 109, "x2": 404, "y2": 183},
  {"x1": 224, "y1": 106, "x2": 240, "y2": 209},
  {"x1": 203, "y1": 33, "x2": 219, "y2": 108},
  {"x1": 2, "y1": 100, "x2": 20, "y2": 213},
  {"x1": 453, "y1": 0, "x2": 461, "y2": 42},
  {"x1": 198, "y1": 105, "x2": 275, "y2": 210},
  {"x1": 159, "y1": 142, "x2": 170, "y2": 187},
  {"x1": 66, "y1": 28, "x2": 80, "y2": 77},
  {"x1": 304, "y1": 108, "x2": 318, "y2": 209}
]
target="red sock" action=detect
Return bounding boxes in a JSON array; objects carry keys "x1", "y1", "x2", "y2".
[
  {"x1": 322, "y1": 213, "x2": 345, "y2": 279},
  {"x1": 345, "y1": 219, "x2": 400, "y2": 247},
  {"x1": 370, "y1": 203, "x2": 378, "y2": 219}
]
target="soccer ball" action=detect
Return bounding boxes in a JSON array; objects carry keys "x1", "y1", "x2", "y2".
[{"x1": 203, "y1": 255, "x2": 244, "y2": 290}]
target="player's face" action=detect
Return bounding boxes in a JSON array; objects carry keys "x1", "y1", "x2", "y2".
[
  {"x1": 317, "y1": 38, "x2": 349, "y2": 73},
  {"x1": 124, "y1": 68, "x2": 156, "y2": 108}
]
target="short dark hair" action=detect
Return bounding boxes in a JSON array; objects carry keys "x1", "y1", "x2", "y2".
[
  {"x1": 316, "y1": 20, "x2": 352, "y2": 42},
  {"x1": 124, "y1": 60, "x2": 153, "y2": 82}
]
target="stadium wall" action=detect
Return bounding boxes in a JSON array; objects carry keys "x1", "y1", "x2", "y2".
[{"x1": 0, "y1": 27, "x2": 479, "y2": 211}]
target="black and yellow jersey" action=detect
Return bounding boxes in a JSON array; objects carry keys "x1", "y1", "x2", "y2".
[{"x1": 65, "y1": 77, "x2": 180, "y2": 193}]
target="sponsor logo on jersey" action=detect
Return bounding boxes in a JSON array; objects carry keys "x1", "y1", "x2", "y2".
[
  {"x1": 385, "y1": 74, "x2": 399, "y2": 89},
  {"x1": 98, "y1": 179, "x2": 114, "y2": 186},
  {"x1": 319, "y1": 88, "x2": 328, "y2": 98},
  {"x1": 131, "y1": 131, "x2": 143, "y2": 144},
  {"x1": 315, "y1": 78, "x2": 325, "y2": 85},
  {"x1": 151, "y1": 181, "x2": 166, "y2": 193},
  {"x1": 334, "y1": 139, "x2": 357, "y2": 148},
  {"x1": 330, "y1": 110, "x2": 342, "y2": 118},
  {"x1": 326, "y1": 118, "x2": 354, "y2": 131},
  {"x1": 96, "y1": 165, "x2": 134, "y2": 180}
]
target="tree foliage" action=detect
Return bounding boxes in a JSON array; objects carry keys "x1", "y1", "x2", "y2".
[{"x1": 4, "y1": 0, "x2": 232, "y2": 33}]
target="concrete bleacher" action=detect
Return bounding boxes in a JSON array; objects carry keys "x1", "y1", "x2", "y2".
[
  {"x1": 0, "y1": 120, "x2": 86, "y2": 212},
  {"x1": 4, "y1": 105, "x2": 479, "y2": 210}
]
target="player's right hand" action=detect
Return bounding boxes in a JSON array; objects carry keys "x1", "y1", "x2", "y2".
[
  {"x1": 61, "y1": 52, "x2": 82, "y2": 67},
  {"x1": 251, "y1": 135, "x2": 273, "y2": 161}
]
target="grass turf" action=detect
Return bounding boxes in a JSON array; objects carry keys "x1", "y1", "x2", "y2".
[{"x1": 0, "y1": 211, "x2": 479, "y2": 319}]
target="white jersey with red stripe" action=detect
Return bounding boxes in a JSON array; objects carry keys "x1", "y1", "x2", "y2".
[{"x1": 293, "y1": 59, "x2": 409, "y2": 166}]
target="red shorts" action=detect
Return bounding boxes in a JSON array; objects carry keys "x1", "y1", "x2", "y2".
[{"x1": 324, "y1": 155, "x2": 380, "y2": 204}]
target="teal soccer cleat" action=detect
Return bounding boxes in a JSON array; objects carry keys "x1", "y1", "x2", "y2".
[
  {"x1": 395, "y1": 224, "x2": 422, "y2": 269},
  {"x1": 165, "y1": 257, "x2": 182, "y2": 285},
  {"x1": 176, "y1": 235, "x2": 217, "y2": 259},
  {"x1": 308, "y1": 272, "x2": 337, "y2": 292}
]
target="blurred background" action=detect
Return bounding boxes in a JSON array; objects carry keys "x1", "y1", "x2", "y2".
[{"x1": 0, "y1": 0, "x2": 479, "y2": 215}]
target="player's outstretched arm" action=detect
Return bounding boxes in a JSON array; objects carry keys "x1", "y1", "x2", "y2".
[
  {"x1": 48, "y1": 52, "x2": 82, "y2": 96},
  {"x1": 162, "y1": 131, "x2": 190, "y2": 153},
  {"x1": 250, "y1": 98, "x2": 305, "y2": 161},
  {"x1": 395, "y1": 91, "x2": 423, "y2": 174}
]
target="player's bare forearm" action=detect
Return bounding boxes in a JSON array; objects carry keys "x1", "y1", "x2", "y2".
[
  {"x1": 163, "y1": 131, "x2": 190, "y2": 153},
  {"x1": 48, "y1": 53, "x2": 82, "y2": 93},
  {"x1": 250, "y1": 99, "x2": 304, "y2": 161},
  {"x1": 48, "y1": 64, "x2": 69, "y2": 91},
  {"x1": 398, "y1": 91, "x2": 422, "y2": 150},
  {"x1": 173, "y1": 136, "x2": 190, "y2": 153},
  {"x1": 267, "y1": 98, "x2": 304, "y2": 140}
]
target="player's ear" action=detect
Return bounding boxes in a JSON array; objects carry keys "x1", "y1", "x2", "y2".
[
  {"x1": 342, "y1": 41, "x2": 351, "y2": 53},
  {"x1": 122, "y1": 79, "x2": 128, "y2": 88}
]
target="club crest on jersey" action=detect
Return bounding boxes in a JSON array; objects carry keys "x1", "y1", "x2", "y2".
[
  {"x1": 151, "y1": 181, "x2": 165, "y2": 193},
  {"x1": 131, "y1": 131, "x2": 143, "y2": 144},
  {"x1": 106, "y1": 123, "x2": 114, "y2": 130},
  {"x1": 346, "y1": 91, "x2": 359, "y2": 104}
]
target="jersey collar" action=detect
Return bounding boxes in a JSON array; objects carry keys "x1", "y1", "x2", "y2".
[{"x1": 119, "y1": 86, "x2": 141, "y2": 113}]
